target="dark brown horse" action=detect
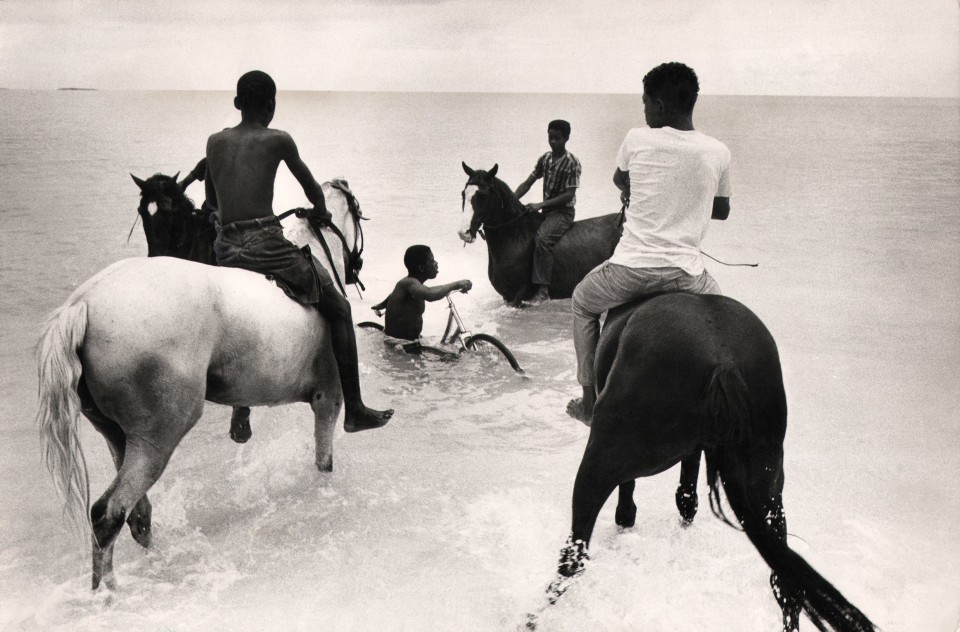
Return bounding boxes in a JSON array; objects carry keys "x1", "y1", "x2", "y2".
[
  {"x1": 534, "y1": 293, "x2": 876, "y2": 632},
  {"x1": 131, "y1": 172, "x2": 217, "y2": 265},
  {"x1": 458, "y1": 162, "x2": 621, "y2": 306},
  {"x1": 460, "y1": 161, "x2": 704, "y2": 525}
]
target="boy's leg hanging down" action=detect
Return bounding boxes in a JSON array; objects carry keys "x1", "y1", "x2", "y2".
[
  {"x1": 531, "y1": 209, "x2": 574, "y2": 301},
  {"x1": 316, "y1": 290, "x2": 394, "y2": 432}
]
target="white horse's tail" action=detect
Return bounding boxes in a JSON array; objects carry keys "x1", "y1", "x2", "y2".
[{"x1": 35, "y1": 299, "x2": 91, "y2": 534}]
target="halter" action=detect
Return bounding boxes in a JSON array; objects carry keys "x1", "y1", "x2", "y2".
[{"x1": 461, "y1": 180, "x2": 532, "y2": 235}]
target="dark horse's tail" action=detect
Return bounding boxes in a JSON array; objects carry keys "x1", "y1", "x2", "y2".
[{"x1": 703, "y1": 363, "x2": 876, "y2": 632}]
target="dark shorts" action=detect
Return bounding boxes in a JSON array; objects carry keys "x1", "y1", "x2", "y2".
[{"x1": 214, "y1": 216, "x2": 333, "y2": 305}]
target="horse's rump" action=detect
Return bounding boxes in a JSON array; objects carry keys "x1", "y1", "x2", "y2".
[
  {"x1": 593, "y1": 293, "x2": 785, "y2": 438},
  {"x1": 78, "y1": 257, "x2": 332, "y2": 409}
]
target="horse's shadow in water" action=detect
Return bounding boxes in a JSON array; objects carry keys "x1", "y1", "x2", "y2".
[
  {"x1": 526, "y1": 293, "x2": 877, "y2": 632},
  {"x1": 35, "y1": 176, "x2": 370, "y2": 590}
]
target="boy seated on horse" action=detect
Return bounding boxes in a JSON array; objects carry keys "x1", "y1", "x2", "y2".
[
  {"x1": 370, "y1": 245, "x2": 472, "y2": 352},
  {"x1": 568, "y1": 62, "x2": 732, "y2": 423},
  {"x1": 205, "y1": 70, "x2": 393, "y2": 441},
  {"x1": 514, "y1": 119, "x2": 582, "y2": 304}
]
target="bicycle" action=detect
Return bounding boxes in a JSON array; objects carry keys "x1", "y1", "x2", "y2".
[{"x1": 358, "y1": 294, "x2": 524, "y2": 373}]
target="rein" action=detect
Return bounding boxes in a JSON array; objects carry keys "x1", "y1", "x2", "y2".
[
  {"x1": 276, "y1": 180, "x2": 367, "y2": 297},
  {"x1": 461, "y1": 182, "x2": 533, "y2": 234}
]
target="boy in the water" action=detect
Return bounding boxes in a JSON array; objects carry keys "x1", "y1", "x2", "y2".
[
  {"x1": 371, "y1": 245, "x2": 472, "y2": 348},
  {"x1": 205, "y1": 70, "x2": 393, "y2": 441}
]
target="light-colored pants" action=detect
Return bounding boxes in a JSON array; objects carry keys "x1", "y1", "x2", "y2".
[{"x1": 572, "y1": 261, "x2": 720, "y2": 387}]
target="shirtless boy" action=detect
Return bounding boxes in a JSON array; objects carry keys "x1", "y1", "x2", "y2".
[
  {"x1": 371, "y1": 245, "x2": 472, "y2": 343},
  {"x1": 205, "y1": 70, "x2": 393, "y2": 441}
]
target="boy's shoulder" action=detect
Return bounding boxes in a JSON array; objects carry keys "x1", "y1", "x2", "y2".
[{"x1": 395, "y1": 276, "x2": 422, "y2": 292}]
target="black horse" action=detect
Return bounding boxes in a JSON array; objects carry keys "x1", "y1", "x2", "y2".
[
  {"x1": 458, "y1": 162, "x2": 621, "y2": 306},
  {"x1": 537, "y1": 293, "x2": 876, "y2": 632},
  {"x1": 131, "y1": 171, "x2": 217, "y2": 265}
]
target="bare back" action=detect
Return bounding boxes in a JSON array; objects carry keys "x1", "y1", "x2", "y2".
[
  {"x1": 383, "y1": 278, "x2": 427, "y2": 340},
  {"x1": 205, "y1": 125, "x2": 293, "y2": 224}
]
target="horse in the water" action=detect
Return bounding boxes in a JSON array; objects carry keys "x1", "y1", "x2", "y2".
[
  {"x1": 131, "y1": 172, "x2": 217, "y2": 265},
  {"x1": 132, "y1": 173, "x2": 370, "y2": 442},
  {"x1": 35, "y1": 185, "x2": 368, "y2": 590},
  {"x1": 460, "y1": 161, "x2": 705, "y2": 524},
  {"x1": 534, "y1": 293, "x2": 876, "y2": 632},
  {"x1": 458, "y1": 162, "x2": 621, "y2": 306}
]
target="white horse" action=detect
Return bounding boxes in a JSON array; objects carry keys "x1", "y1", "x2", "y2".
[{"x1": 36, "y1": 181, "x2": 365, "y2": 590}]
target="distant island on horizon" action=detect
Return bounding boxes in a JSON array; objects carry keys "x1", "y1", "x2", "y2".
[{"x1": 58, "y1": 87, "x2": 98, "y2": 91}]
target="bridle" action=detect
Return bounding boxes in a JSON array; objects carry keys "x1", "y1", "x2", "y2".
[
  {"x1": 461, "y1": 178, "x2": 532, "y2": 237},
  {"x1": 277, "y1": 179, "x2": 367, "y2": 296}
]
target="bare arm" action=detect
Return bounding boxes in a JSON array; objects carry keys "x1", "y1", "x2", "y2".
[
  {"x1": 527, "y1": 187, "x2": 575, "y2": 212},
  {"x1": 612, "y1": 168, "x2": 631, "y2": 207},
  {"x1": 178, "y1": 157, "x2": 207, "y2": 193},
  {"x1": 514, "y1": 174, "x2": 538, "y2": 200},
  {"x1": 408, "y1": 279, "x2": 472, "y2": 302},
  {"x1": 711, "y1": 197, "x2": 730, "y2": 220},
  {"x1": 278, "y1": 133, "x2": 330, "y2": 219},
  {"x1": 204, "y1": 139, "x2": 219, "y2": 211}
]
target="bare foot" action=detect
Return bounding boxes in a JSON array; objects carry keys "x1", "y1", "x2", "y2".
[
  {"x1": 344, "y1": 407, "x2": 394, "y2": 433},
  {"x1": 566, "y1": 398, "x2": 592, "y2": 426},
  {"x1": 528, "y1": 287, "x2": 551, "y2": 305},
  {"x1": 229, "y1": 407, "x2": 252, "y2": 443}
]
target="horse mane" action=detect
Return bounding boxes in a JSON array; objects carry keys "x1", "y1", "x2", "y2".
[{"x1": 490, "y1": 176, "x2": 528, "y2": 219}]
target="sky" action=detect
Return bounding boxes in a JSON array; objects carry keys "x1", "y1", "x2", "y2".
[{"x1": 0, "y1": 0, "x2": 958, "y2": 97}]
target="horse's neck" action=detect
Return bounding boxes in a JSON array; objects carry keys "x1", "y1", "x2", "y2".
[{"x1": 280, "y1": 184, "x2": 357, "y2": 294}]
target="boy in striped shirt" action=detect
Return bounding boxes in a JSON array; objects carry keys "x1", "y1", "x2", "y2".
[{"x1": 514, "y1": 119, "x2": 582, "y2": 304}]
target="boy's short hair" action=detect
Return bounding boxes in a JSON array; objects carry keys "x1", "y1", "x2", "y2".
[
  {"x1": 643, "y1": 62, "x2": 699, "y2": 114},
  {"x1": 548, "y1": 119, "x2": 571, "y2": 139},
  {"x1": 404, "y1": 245, "x2": 433, "y2": 273},
  {"x1": 235, "y1": 70, "x2": 276, "y2": 112}
]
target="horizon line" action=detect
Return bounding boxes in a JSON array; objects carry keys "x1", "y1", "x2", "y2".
[{"x1": 2, "y1": 87, "x2": 958, "y2": 100}]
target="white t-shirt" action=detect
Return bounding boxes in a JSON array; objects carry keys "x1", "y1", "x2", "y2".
[{"x1": 611, "y1": 126, "x2": 731, "y2": 275}]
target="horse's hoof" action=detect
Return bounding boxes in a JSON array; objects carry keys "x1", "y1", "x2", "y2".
[
  {"x1": 615, "y1": 502, "x2": 637, "y2": 528},
  {"x1": 229, "y1": 421, "x2": 252, "y2": 443},
  {"x1": 127, "y1": 515, "x2": 152, "y2": 548},
  {"x1": 676, "y1": 486, "x2": 698, "y2": 525}
]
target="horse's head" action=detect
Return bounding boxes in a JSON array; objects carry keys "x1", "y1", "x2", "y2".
[
  {"x1": 131, "y1": 172, "x2": 188, "y2": 217},
  {"x1": 132, "y1": 172, "x2": 206, "y2": 259},
  {"x1": 459, "y1": 161, "x2": 508, "y2": 243}
]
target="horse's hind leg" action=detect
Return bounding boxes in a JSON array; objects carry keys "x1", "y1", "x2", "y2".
[
  {"x1": 676, "y1": 452, "x2": 702, "y2": 525},
  {"x1": 88, "y1": 389, "x2": 204, "y2": 590},
  {"x1": 79, "y1": 380, "x2": 152, "y2": 548},
  {"x1": 559, "y1": 437, "x2": 629, "y2": 578},
  {"x1": 615, "y1": 480, "x2": 637, "y2": 528},
  {"x1": 90, "y1": 434, "x2": 189, "y2": 589},
  {"x1": 229, "y1": 406, "x2": 252, "y2": 443},
  {"x1": 311, "y1": 385, "x2": 342, "y2": 473}
]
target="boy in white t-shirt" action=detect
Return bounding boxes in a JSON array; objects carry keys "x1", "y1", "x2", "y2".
[{"x1": 567, "y1": 62, "x2": 732, "y2": 423}]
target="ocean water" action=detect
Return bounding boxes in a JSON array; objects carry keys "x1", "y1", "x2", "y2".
[{"x1": 0, "y1": 90, "x2": 958, "y2": 631}]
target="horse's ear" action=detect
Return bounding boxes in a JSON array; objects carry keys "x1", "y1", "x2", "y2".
[
  {"x1": 462, "y1": 162, "x2": 476, "y2": 177},
  {"x1": 489, "y1": 164, "x2": 498, "y2": 178},
  {"x1": 171, "y1": 171, "x2": 180, "y2": 183},
  {"x1": 131, "y1": 174, "x2": 147, "y2": 191}
]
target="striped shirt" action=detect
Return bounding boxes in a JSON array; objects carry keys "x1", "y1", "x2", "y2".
[{"x1": 531, "y1": 151, "x2": 581, "y2": 211}]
